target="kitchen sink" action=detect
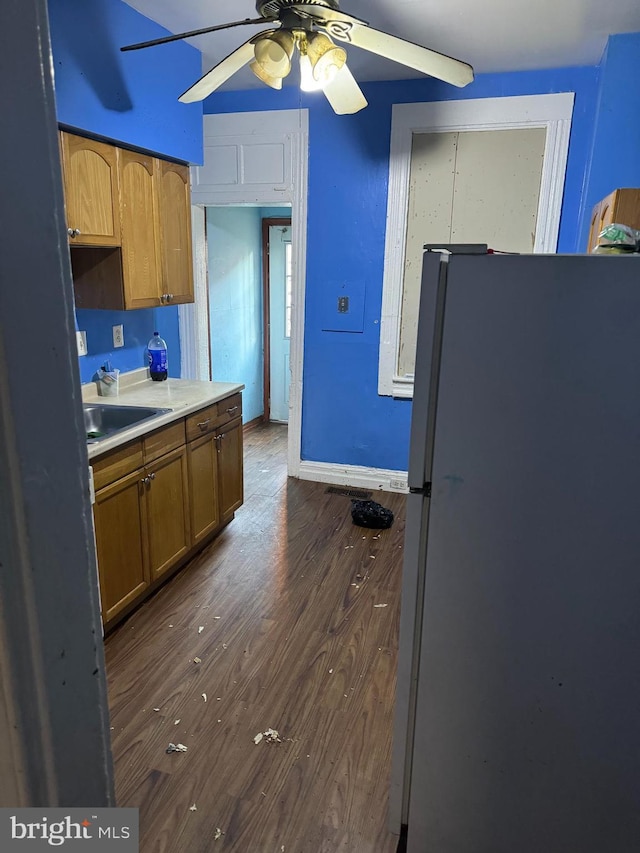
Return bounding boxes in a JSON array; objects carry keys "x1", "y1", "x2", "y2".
[{"x1": 84, "y1": 403, "x2": 172, "y2": 443}]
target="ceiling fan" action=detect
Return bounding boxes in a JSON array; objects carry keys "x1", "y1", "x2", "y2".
[{"x1": 121, "y1": 0, "x2": 474, "y2": 115}]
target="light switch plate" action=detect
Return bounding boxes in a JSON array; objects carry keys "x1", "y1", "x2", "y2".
[
  {"x1": 112, "y1": 324, "x2": 124, "y2": 348},
  {"x1": 76, "y1": 330, "x2": 87, "y2": 357}
]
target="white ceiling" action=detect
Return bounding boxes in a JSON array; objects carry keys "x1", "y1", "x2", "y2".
[{"x1": 122, "y1": 0, "x2": 640, "y2": 91}]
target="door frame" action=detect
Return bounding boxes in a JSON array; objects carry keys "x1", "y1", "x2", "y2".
[
  {"x1": 182, "y1": 109, "x2": 308, "y2": 478},
  {"x1": 262, "y1": 216, "x2": 292, "y2": 422}
]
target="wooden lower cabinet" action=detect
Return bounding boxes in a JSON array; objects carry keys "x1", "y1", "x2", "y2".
[
  {"x1": 146, "y1": 445, "x2": 191, "y2": 580},
  {"x1": 93, "y1": 395, "x2": 243, "y2": 629},
  {"x1": 188, "y1": 433, "x2": 220, "y2": 545},
  {"x1": 94, "y1": 469, "x2": 149, "y2": 624},
  {"x1": 218, "y1": 417, "x2": 244, "y2": 521}
]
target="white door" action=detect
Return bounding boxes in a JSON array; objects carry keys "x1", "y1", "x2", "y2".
[{"x1": 268, "y1": 224, "x2": 291, "y2": 423}]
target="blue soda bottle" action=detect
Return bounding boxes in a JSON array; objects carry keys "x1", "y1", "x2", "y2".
[{"x1": 148, "y1": 331, "x2": 168, "y2": 381}]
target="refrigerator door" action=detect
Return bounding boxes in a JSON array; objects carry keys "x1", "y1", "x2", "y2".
[
  {"x1": 407, "y1": 254, "x2": 640, "y2": 852},
  {"x1": 390, "y1": 250, "x2": 449, "y2": 834},
  {"x1": 406, "y1": 250, "x2": 447, "y2": 491}
]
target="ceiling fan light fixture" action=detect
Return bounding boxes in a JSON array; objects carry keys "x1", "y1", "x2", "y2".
[
  {"x1": 299, "y1": 53, "x2": 324, "y2": 92},
  {"x1": 306, "y1": 32, "x2": 346, "y2": 85},
  {"x1": 253, "y1": 29, "x2": 295, "y2": 77},
  {"x1": 250, "y1": 59, "x2": 284, "y2": 89},
  {"x1": 297, "y1": 32, "x2": 325, "y2": 92}
]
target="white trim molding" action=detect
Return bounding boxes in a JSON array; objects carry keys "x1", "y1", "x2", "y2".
[
  {"x1": 379, "y1": 93, "x2": 575, "y2": 399},
  {"x1": 179, "y1": 205, "x2": 210, "y2": 381},
  {"x1": 181, "y1": 109, "x2": 309, "y2": 477},
  {"x1": 298, "y1": 460, "x2": 409, "y2": 494}
]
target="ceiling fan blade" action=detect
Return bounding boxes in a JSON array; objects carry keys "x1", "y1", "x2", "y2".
[
  {"x1": 323, "y1": 64, "x2": 367, "y2": 115},
  {"x1": 295, "y1": 4, "x2": 474, "y2": 88},
  {"x1": 121, "y1": 17, "x2": 271, "y2": 52},
  {"x1": 338, "y1": 25, "x2": 474, "y2": 87},
  {"x1": 179, "y1": 40, "x2": 256, "y2": 103}
]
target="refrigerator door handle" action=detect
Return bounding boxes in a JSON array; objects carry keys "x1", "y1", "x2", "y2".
[{"x1": 409, "y1": 482, "x2": 431, "y2": 497}]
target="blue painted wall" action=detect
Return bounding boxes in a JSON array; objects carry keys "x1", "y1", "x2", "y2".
[
  {"x1": 48, "y1": 0, "x2": 202, "y2": 384},
  {"x1": 204, "y1": 66, "x2": 599, "y2": 471},
  {"x1": 578, "y1": 32, "x2": 640, "y2": 247},
  {"x1": 207, "y1": 206, "x2": 290, "y2": 423},
  {"x1": 75, "y1": 306, "x2": 179, "y2": 384},
  {"x1": 49, "y1": 0, "x2": 202, "y2": 163}
]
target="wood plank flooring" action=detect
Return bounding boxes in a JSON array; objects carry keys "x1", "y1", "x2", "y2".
[{"x1": 105, "y1": 424, "x2": 406, "y2": 852}]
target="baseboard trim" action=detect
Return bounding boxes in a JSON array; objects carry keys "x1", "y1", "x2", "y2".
[
  {"x1": 243, "y1": 415, "x2": 266, "y2": 434},
  {"x1": 297, "y1": 460, "x2": 409, "y2": 494}
]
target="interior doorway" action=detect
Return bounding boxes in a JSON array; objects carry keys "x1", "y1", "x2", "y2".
[
  {"x1": 206, "y1": 205, "x2": 292, "y2": 428},
  {"x1": 263, "y1": 218, "x2": 292, "y2": 423}
]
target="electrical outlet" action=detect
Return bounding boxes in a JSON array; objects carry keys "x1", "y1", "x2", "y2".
[
  {"x1": 389, "y1": 477, "x2": 408, "y2": 492},
  {"x1": 76, "y1": 330, "x2": 87, "y2": 357},
  {"x1": 112, "y1": 324, "x2": 124, "y2": 348}
]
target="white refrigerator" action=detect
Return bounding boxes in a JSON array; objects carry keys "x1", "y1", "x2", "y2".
[{"x1": 390, "y1": 250, "x2": 640, "y2": 852}]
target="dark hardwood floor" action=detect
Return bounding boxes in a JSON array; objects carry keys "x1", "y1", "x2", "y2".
[{"x1": 105, "y1": 424, "x2": 406, "y2": 852}]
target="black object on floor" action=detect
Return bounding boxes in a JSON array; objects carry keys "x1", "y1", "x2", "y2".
[{"x1": 351, "y1": 499, "x2": 394, "y2": 529}]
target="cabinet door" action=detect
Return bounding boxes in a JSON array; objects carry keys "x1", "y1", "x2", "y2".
[
  {"x1": 157, "y1": 160, "x2": 194, "y2": 305},
  {"x1": 217, "y1": 417, "x2": 244, "y2": 522},
  {"x1": 94, "y1": 469, "x2": 149, "y2": 624},
  {"x1": 119, "y1": 149, "x2": 162, "y2": 308},
  {"x1": 61, "y1": 132, "x2": 120, "y2": 246},
  {"x1": 188, "y1": 433, "x2": 220, "y2": 544},
  {"x1": 145, "y1": 446, "x2": 191, "y2": 580}
]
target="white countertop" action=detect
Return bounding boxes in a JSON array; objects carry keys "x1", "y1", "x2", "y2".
[{"x1": 83, "y1": 369, "x2": 244, "y2": 459}]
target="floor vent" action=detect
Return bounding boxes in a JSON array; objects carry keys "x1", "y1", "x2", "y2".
[{"x1": 325, "y1": 486, "x2": 373, "y2": 500}]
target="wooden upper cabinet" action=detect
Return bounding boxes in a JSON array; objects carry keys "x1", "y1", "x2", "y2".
[
  {"x1": 586, "y1": 188, "x2": 640, "y2": 252},
  {"x1": 60, "y1": 132, "x2": 120, "y2": 246},
  {"x1": 119, "y1": 149, "x2": 162, "y2": 309},
  {"x1": 157, "y1": 160, "x2": 194, "y2": 304},
  {"x1": 63, "y1": 131, "x2": 195, "y2": 310}
]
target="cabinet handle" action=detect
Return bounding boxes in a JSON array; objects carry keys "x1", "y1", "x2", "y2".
[
  {"x1": 141, "y1": 476, "x2": 151, "y2": 487},
  {"x1": 226, "y1": 406, "x2": 238, "y2": 415},
  {"x1": 215, "y1": 434, "x2": 223, "y2": 450},
  {"x1": 197, "y1": 418, "x2": 211, "y2": 431},
  {"x1": 75, "y1": 229, "x2": 82, "y2": 237},
  {"x1": 149, "y1": 472, "x2": 156, "y2": 481},
  {"x1": 67, "y1": 227, "x2": 74, "y2": 236}
]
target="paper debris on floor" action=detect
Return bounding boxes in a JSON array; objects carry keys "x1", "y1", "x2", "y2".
[
  {"x1": 328, "y1": 669, "x2": 333, "y2": 674},
  {"x1": 198, "y1": 626, "x2": 204, "y2": 634},
  {"x1": 254, "y1": 728, "x2": 282, "y2": 745},
  {"x1": 214, "y1": 828, "x2": 224, "y2": 840},
  {"x1": 153, "y1": 708, "x2": 160, "y2": 712},
  {"x1": 374, "y1": 603, "x2": 388, "y2": 608},
  {"x1": 193, "y1": 657, "x2": 202, "y2": 664},
  {"x1": 166, "y1": 742, "x2": 188, "y2": 754},
  {"x1": 202, "y1": 693, "x2": 207, "y2": 702},
  {"x1": 174, "y1": 719, "x2": 181, "y2": 725},
  {"x1": 222, "y1": 643, "x2": 228, "y2": 650},
  {"x1": 189, "y1": 804, "x2": 197, "y2": 812}
]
